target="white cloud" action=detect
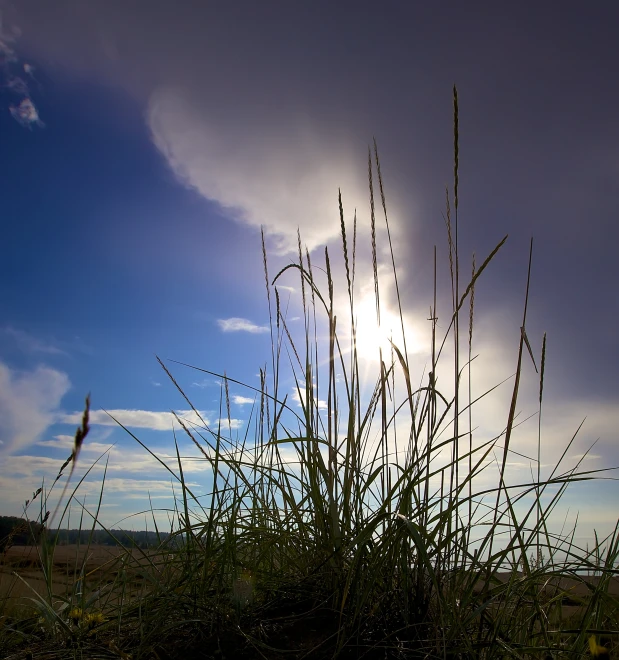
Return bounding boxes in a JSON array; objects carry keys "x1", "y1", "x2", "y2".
[
  {"x1": 233, "y1": 395, "x2": 254, "y2": 406},
  {"x1": 57, "y1": 408, "x2": 212, "y2": 432},
  {"x1": 217, "y1": 317, "x2": 269, "y2": 334},
  {"x1": 56, "y1": 408, "x2": 245, "y2": 437},
  {"x1": 0, "y1": 465, "x2": 182, "y2": 525},
  {"x1": 4, "y1": 442, "x2": 211, "y2": 484},
  {"x1": 216, "y1": 418, "x2": 244, "y2": 430},
  {"x1": 0, "y1": 361, "x2": 71, "y2": 455},
  {"x1": 291, "y1": 383, "x2": 327, "y2": 410},
  {"x1": 36, "y1": 428, "x2": 115, "y2": 454},
  {"x1": 36, "y1": 434, "x2": 75, "y2": 451},
  {"x1": 147, "y1": 86, "x2": 367, "y2": 254}
]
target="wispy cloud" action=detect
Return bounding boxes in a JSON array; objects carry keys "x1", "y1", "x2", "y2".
[
  {"x1": 56, "y1": 408, "x2": 244, "y2": 435},
  {"x1": 217, "y1": 317, "x2": 269, "y2": 334},
  {"x1": 569, "y1": 453, "x2": 601, "y2": 461},
  {"x1": 0, "y1": 13, "x2": 43, "y2": 129},
  {"x1": 0, "y1": 11, "x2": 18, "y2": 60},
  {"x1": 10, "y1": 96, "x2": 43, "y2": 128},
  {"x1": 57, "y1": 408, "x2": 212, "y2": 432},
  {"x1": 0, "y1": 361, "x2": 71, "y2": 455},
  {"x1": 1, "y1": 326, "x2": 67, "y2": 356},
  {"x1": 0, "y1": 437, "x2": 223, "y2": 521},
  {"x1": 191, "y1": 378, "x2": 213, "y2": 388},
  {"x1": 36, "y1": 434, "x2": 76, "y2": 451}
]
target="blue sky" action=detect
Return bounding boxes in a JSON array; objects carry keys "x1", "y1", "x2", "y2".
[{"x1": 0, "y1": 1, "x2": 618, "y2": 549}]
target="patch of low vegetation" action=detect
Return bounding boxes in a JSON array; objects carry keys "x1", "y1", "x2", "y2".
[{"x1": 2, "y1": 88, "x2": 618, "y2": 659}]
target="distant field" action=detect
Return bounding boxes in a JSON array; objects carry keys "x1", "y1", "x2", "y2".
[
  {"x1": 466, "y1": 569, "x2": 619, "y2": 624},
  {"x1": 1, "y1": 544, "x2": 169, "y2": 617}
]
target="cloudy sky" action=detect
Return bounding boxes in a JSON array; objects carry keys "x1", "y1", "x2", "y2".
[{"x1": 0, "y1": 1, "x2": 617, "y2": 549}]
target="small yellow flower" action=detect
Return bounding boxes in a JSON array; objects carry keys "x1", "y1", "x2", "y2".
[
  {"x1": 84, "y1": 611, "x2": 106, "y2": 629},
  {"x1": 589, "y1": 635, "x2": 609, "y2": 657},
  {"x1": 68, "y1": 607, "x2": 83, "y2": 625}
]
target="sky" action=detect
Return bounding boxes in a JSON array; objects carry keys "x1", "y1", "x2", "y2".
[{"x1": 0, "y1": 1, "x2": 617, "y2": 552}]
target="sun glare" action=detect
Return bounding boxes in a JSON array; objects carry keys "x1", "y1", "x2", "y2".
[{"x1": 351, "y1": 295, "x2": 405, "y2": 362}]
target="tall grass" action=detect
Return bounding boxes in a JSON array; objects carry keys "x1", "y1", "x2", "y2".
[{"x1": 2, "y1": 88, "x2": 618, "y2": 659}]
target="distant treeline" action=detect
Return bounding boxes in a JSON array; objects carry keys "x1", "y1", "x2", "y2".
[
  {"x1": 0, "y1": 516, "x2": 44, "y2": 550},
  {"x1": 50, "y1": 527, "x2": 170, "y2": 548},
  {"x1": 0, "y1": 515, "x2": 170, "y2": 550}
]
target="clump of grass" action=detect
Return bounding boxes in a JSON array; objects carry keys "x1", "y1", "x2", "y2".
[{"x1": 3, "y1": 88, "x2": 619, "y2": 660}]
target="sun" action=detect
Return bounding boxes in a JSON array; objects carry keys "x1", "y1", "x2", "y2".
[{"x1": 350, "y1": 295, "x2": 404, "y2": 363}]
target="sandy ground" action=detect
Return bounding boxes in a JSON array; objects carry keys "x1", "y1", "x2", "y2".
[{"x1": 0, "y1": 544, "x2": 167, "y2": 616}]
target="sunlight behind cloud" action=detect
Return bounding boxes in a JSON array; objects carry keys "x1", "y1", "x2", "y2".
[
  {"x1": 351, "y1": 293, "x2": 415, "y2": 363},
  {"x1": 147, "y1": 86, "x2": 367, "y2": 254}
]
